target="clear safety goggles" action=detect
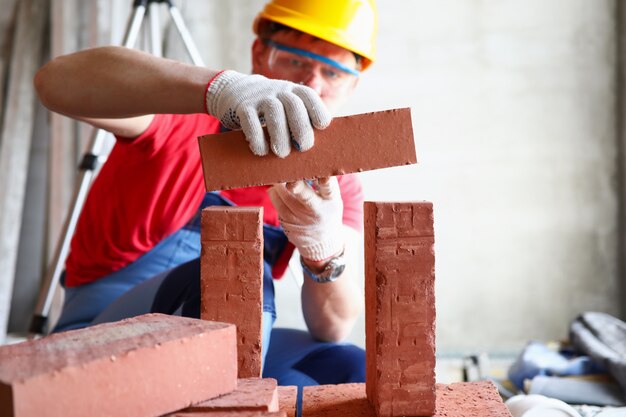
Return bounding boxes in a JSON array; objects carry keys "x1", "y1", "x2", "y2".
[{"x1": 265, "y1": 40, "x2": 360, "y2": 94}]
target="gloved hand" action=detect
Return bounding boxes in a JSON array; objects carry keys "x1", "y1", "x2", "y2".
[
  {"x1": 205, "y1": 70, "x2": 332, "y2": 158},
  {"x1": 268, "y1": 177, "x2": 344, "y2": 262}
]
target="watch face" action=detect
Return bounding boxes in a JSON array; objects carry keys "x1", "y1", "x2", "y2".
[
  {"x1": 301, "y1": 252, "x2": 346, "y2": 283},
  {"x1": 323, "y1": 260, "x2": 346, "y2": 281}
]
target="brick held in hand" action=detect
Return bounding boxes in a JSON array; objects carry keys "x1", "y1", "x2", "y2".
[
  {"x1": 197, "y1": 108, "x2": 416, "y2": 191},
  {"x1": 0, "y1": 313, "x2": 237, "y2": 417}
]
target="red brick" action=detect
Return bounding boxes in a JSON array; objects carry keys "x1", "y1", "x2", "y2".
[
  {"x1": 433, "y1": 381, "x2": 513, "y2": 417},
  {"x1": 302, "y1": 384, "x2": 374, "y2": 417},
  {"x1": 0, "y1": 314, "x2": 237, "y2": 417},
  {"x1": 301, "y1": 382, "x2": 511, "y2": 417},
  {"x1": 364, "y1": 202, "x2": 436, "y2": 417},
  {"x1": 177, "y1": 378, "x2": 278, "y2": 413},
  {"x1": 171, "y1": 412, "x2": 286, "y2": 417},
  {"x1": 197, "y1": 108, "x2": 415, "y2": 191},
  {"x1": 201, "y1": 206, "x2": 264, "y2": 378},
  {"x1": 277, "y1": 386, "x2": 297, "y2": 417}
]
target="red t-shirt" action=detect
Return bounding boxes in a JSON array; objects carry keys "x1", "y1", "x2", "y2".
[{"x1": 65, "y1": 113, "x2": 364, "y2": 287}]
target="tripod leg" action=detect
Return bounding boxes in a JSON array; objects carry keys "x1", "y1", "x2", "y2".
[
  {"x1": 123, "y1": 0, "x2": 147, "y2": 49},
  {"x1": 30, "y1": 0, "x2": 206, "y2": 337},
  {"x1": 166, "y1": 2, "x2": 205, "y2": 67},
  {"x1": 29, "y1": 129, "x2": 109, "y2": 336},
  {"x1": 28, "y1": 1, "x2": 151, "y2": 338},
  {"x1": 148, "y1": 1, "x2": 163, "y2": 57}
]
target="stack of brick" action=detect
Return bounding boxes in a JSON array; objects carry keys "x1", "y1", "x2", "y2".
[
  {"x1": 0, "y1": 109, "x2": 514, "y2": 417},
  {"x1": 364, "y1": 201, "x2": 436, "y2": 416},
  {"x1": 300, "y1": 200, "x2": 512, "y2": 416},
  {"x1": 0, "y1": 314, "x2": 298, "y2": 417},
  {"x1": 200, "y1": 206, "x2": 264, "y2": 378}
]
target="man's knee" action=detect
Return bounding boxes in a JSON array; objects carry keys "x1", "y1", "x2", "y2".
[
  {"x1": 151, "y1": 258, "x2": 201, "y2": 316},
  {"x1": 293, "y1": 343, "x2": 366, "y2": 385}
]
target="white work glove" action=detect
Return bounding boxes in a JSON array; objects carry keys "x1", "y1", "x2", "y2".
[
  {"x1": 205, "y1": 70, "x2": 332, "y2": 158},
  {"x1": 268, "y1": 177, "x2": 344, "y2": 262}
]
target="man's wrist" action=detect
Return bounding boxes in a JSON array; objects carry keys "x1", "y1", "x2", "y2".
[
  {"x1": 203, "y1": 69, "x2": 226, "y2": 115},
  {"x1": 300, "y1": 248, "x2": 346, "y2": 284},
  {"x1": 301, "y1": 248, "x2": 344, "y2": 273}
]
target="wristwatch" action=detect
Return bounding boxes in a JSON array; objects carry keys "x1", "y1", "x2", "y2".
[{"x1": 300, "y1": 249, "x2": 346, "y2": 284}]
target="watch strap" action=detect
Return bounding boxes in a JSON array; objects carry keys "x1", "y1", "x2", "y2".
[{"x1": 300, "y1": 249, "x2": 346, "y2": 284}]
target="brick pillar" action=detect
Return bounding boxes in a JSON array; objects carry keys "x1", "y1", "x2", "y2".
[
  {"x1": 365, "y1": 202, "x2": 436, "y2": 416},
  {"x1": 201, "y1": 206, "x2": 264, "y2": 378}
]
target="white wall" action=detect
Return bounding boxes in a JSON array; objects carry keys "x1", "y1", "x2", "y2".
[
  {"x1": 276, "y1": 0, "x2": 620, "y2": 353},
  {"x1": 351, "y1": 0, "x2": 620, "y2": 352}
]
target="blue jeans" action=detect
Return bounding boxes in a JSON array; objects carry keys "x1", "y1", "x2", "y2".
[
  {"x1": 53, "y1": 222, "x2": 202, "y2": 333},
  {"x1": 263, "y1": 328, "x2": 365, "y2": 413}
]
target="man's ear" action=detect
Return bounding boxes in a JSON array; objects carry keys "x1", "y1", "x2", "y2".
[{"x1": 251, "y1": 38, "x2": 268, "y2": 73}]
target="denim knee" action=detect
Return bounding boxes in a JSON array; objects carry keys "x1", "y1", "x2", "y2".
[{"x1": 293, "y1": 344, "x2": 366, "y2": 385}]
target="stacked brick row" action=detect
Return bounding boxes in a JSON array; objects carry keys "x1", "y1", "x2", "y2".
[{"x1": 200, "y1": 206, "x2": 264, "y2": 378}]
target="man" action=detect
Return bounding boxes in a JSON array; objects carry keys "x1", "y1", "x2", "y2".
[{"x1": 34, "y1": 0, "x2": 377, "y2": 387}]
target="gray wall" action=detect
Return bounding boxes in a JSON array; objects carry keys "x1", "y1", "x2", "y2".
[{"x1": 11, "y1": 0, "x2": 623, "y2": 355}]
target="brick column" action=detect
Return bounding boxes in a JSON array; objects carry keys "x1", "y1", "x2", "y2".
[
  {"x1": 201, "y1": 206, "x2": 264, "y2": 378},
  {"x1": 365, "y1": 202, "x2": 436, "y2": 416}
]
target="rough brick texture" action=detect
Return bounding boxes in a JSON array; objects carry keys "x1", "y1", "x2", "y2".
[
  {"x1": 0, "y1": 314, "x2": 237, "y2": 417},
  {"x1": 302, "y1": 384, "x2": 374, "y2": 417},
  {"x1": 434, "y1": 381, "x2": 513, "y2": 416},
  {"x1": 177, "y1": 378, "x2": 278, "y2": 413},
  {"x1": 364, "y1": 201, "x2": 436, "y2": 417},
  {"x1": 302, "y1": 382, "x2": 512, "y2": 417},
  {"x1": 201, "y1": 206, "x2": 264, "y2": 378},
  {"x1": 171, "y1": 412, "x2": 286, "y2": 417},
  {"x1": 198, "y1": 108, "x2": 416, "y2": 191},
  {"x1": 277, "y1": 386, "x2": 297, "y2": 417}
]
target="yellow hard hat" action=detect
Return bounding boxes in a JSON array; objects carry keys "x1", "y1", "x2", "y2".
[{"x1": 254, "y1": 0, "x2": 378, "y2": 70}]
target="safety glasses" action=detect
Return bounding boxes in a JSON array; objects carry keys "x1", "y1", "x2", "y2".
[{"x1": 265, "y1": 39, "x2": 360, "y2": 94}]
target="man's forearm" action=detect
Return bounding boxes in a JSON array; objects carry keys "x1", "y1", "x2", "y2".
[
  {"x1": 301, "y1": 266, "x2": 363, "y2": 342},
  {"x1": 300, "y1": 226, "x2": 363, "y2": 342},
  {"x1": 34, "y1": 46, "x2": 217, "y2": 119}
]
